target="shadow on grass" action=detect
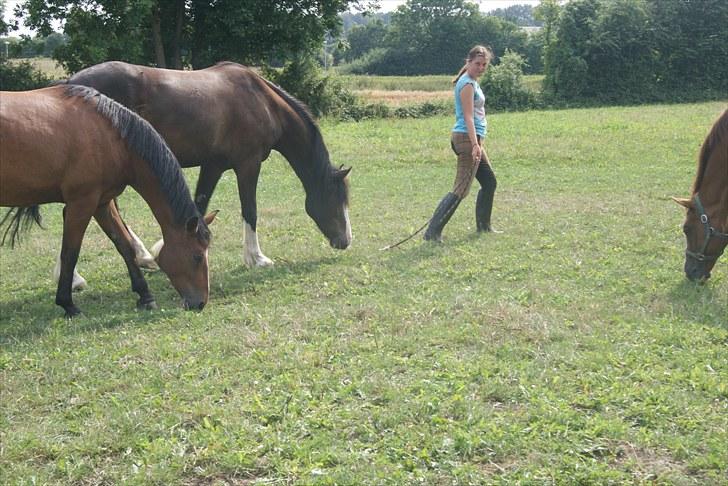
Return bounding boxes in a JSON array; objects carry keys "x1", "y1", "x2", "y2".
[
  {"x1": 667, "y1": 278, "x2": 728, "y2": 329},
  {"x1": 1, "y1": 254, "x2": 342, "y2": 344},
  {"x1": 211, "y1": 254, "x2": 341, "y2": 299},
  {"x1": 0, "y1": 272, "x2": 188, "y2": 344}
]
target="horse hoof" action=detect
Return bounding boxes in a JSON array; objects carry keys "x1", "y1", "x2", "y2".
[
  {"x1": 64, "y1": 306, "x2": 82, "y2": 318},
  {"x1": 137, "y1": 299, "x2": 158, "y2": 311},
  {"x1": 245, "y1": 254, "x2": 274, "y2": 268},
  {"x1": 136, "y1": 257, "x2": 159, "y2": 271},
  {"x1": 72, "y1": 276, "x2": 88, "y2": 292}
]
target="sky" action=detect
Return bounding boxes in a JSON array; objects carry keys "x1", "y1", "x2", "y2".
[{"x1": 3, "y1": 0, "x2": 542, "y2": 37}]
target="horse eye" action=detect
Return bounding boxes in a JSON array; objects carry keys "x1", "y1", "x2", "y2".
[
  {"x1": 193, "y1": 254, "x2": 203, "y2": 265},
  {"x1": 682, "y1": 225, "x2": 690, "y2": 235}
]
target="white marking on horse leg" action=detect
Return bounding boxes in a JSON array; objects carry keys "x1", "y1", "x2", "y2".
[
  {"x1": 127, "y1": 226, "x2": 159, "y2": 270},
  {"x1": 243, "y1": 221, "x2": 273, "y2": 268},
  {"x1": 53, "y1": 250, "x2": 87, "y2": 291},
  {"x1": 150, "y1": 238, "x2": 164, "y2": 261}
]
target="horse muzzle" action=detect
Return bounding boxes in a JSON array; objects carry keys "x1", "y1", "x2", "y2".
[
  {"x1": 330, "y1": 235, "x2": 351, "y2": 250},
  {"x1": 183, "y1": 298, "x2": 207, "y2": 311},
  {"x1": 684, "y1": 258, "x2": 711, "y2": 282}
]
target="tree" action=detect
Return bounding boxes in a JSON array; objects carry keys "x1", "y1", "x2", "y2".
[
  {"x1": 18, "y1": 0, "x2": 364, "y2": 72},
  {"x1": 489, "y1": 4, "x2": 539, "y2": 27}
]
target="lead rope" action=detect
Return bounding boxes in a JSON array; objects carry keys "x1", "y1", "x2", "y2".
[{"x1": 379, "y1": 219, "x2": 431, "y2": 251}]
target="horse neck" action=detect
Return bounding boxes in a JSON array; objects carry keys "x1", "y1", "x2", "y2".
[
  {"x1": 698, "y1": 140, "x2": 728, "y2": 229},
  {"x1": 129, "y1": 159, "x2": 188, "y2": 239},
  {"x1": 274, "y1": 114, "x2": 325, "y2": 193}
]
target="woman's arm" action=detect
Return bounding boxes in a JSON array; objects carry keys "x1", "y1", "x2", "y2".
[{"x1": 459, "y1": 83, "x2": 481, "y2": 163}]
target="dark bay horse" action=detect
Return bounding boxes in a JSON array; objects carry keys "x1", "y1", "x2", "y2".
[
  {"x1": 65, "y1": 61, "x2": 351, "y2": 281},
  {"x1": 673, "y1": 108, "x2": 728, "y2": 281},
  {"x1": 0, "y1": 85, "x2": 216, "y2": 317}
]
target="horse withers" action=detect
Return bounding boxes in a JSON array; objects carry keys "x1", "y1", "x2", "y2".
[
  {"x1": 0, "y1": 85, "x2": 216, "y2": 317},
  {"x1": 673, "y1": 108, "x2": 728, "y2": 281},
  {"x1": 66, "y1": 61, "x2": 351, "y2": 275}
]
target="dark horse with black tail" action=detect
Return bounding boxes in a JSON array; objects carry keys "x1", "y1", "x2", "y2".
[
  {"x1": 61, "y1": 61, "x2": 351, "y2": 288},
  {"x1": 0, "y1": 85, "x2": 216, "y2": 317},
  {"x1": 673, "y1": 108, "x2": 728, "y2": 281}
]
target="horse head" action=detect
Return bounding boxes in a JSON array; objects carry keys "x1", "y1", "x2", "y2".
[
  {"x1": 305, "y1": 166, "x2": 352, "y2": 250},
  {"x1": 155, "y1": 211, "x2": 217, "y2": 309},
  {"x1": 673, "y1": 196, "x2": 728, "y2": 281}
]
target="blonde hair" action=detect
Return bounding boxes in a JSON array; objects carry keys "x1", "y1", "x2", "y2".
[{"x1": 452, "y1": 45, "x2": 494, "y2": 85}]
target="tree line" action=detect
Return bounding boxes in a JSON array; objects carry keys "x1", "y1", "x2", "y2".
[{"x1": 1, "y1": 0, "x2": 726, "y2": 109}]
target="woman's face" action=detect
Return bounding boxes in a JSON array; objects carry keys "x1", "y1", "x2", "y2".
[{"x1": 467, "y1": 55, "x2": 488, "y2": 79}]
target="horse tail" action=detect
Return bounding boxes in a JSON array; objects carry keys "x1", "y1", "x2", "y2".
[
  {"x1": 0, "y1": 206, "x2": 43, "y2": 248},
  {"x1": 63, "y1": 84, "x2": 201, "y2": 228}
]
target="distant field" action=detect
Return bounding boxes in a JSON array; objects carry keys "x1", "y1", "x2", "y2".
[
  {"x1": 9, "y1": 56, "x2": 68, "y2": 79},
  {"x1": 338, "y1": 73, "x2": 544, "y2": 106}
]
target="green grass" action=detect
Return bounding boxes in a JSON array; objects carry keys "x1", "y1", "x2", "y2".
[{"x1": 1, "y1": 101, "x2": 727, "y2": 484}]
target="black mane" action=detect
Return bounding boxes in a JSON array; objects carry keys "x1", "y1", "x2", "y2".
[
  {"x1": 261, "y1": 78, "x2": 350, "y2": 206},
  {"x1": 64, "y1": 84, "x2": 204, "y2": 230}
]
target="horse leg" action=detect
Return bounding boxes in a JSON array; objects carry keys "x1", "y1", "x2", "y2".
[
  {"x1": 235, "y1": 163, "x2": 273, "y2": 268},
  {"x1": 56, "y1": 201, "x2": 96, "y2": 317},
  {"x1": 94, "y1": 201, "x2": 157, "y2": 310},
  {"x1": 53, "y1": 206, "x2": 88, "y2": 291},
  {"x1": 111, "y1": 199, "x2": 158, "y2": 270}
]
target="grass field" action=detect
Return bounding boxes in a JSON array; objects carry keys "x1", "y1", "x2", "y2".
[{"x1": 1, "y1": 101, "x2": 727, "y2": 484}]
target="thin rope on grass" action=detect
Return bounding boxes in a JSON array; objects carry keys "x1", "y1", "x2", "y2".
[{"x1": 379, "y1": 219, "x2": 430, "y2": 251}]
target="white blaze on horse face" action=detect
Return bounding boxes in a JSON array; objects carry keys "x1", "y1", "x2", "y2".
[
  {"x1": 243, "y1": 221, "x2": 274, "y2": 268},
  {"x1": 344, "y1": 205, "x2": 353, "y2": 244}
]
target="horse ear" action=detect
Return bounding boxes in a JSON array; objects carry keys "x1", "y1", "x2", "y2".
[
  {"x1": 204, "y1": 210, "x2": 219, "y2": 225},
  {"x1": 671, "y1": 197, "x2": 692, "y2": 209},
  {"x1": 337, "y1": 166, "x2": 352, "y2": 179},
  {"x1": 185, "y1": 215, "x2": 200, "y2": 234}
]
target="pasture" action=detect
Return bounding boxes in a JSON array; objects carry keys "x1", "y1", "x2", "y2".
[{"x1": 1, "y1": 101, "x2": 726, "y2": 484}]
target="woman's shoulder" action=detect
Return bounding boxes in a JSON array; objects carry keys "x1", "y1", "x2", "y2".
[{"x1": 455, "y1": 74, "x2": 476, "y2": 91}]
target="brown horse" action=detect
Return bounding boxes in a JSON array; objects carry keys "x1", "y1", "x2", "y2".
[
  {"x1": 0, "y1": 85, "x2": 216, "y2": 317},
  {"x1": 673, "y1": 108, "x2": 728, "y2": 281},
  {"x1": 65, "y1": 61, "x2": 351, "y2": 278}
]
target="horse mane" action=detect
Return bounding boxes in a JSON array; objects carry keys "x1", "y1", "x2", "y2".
[
  {"x1": 692, "y1": 108, "x2": 728, "y2": 194},
  {"x1": 257, "y1": 74, "x2": 350, "y2": 205},
  {"x1": 64, "y1": 85, "x2": 204, "y2": 232}
]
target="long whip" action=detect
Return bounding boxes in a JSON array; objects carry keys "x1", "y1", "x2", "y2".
[{"x1": 379, "y1": 219, "x2": 430, "y2": 251}]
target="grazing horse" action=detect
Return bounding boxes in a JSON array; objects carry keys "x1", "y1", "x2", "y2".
[
  {"x1": 673, "y1": 108, "x2": 728, "y2": 281},
  {"x1": 62, "y1": 61, "x2": 351, "y2": 287},
  {"x1": 0, "y1": 85, "x2": 216, "y2": 317}
]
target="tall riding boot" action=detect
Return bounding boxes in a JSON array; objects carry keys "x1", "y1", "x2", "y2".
[
  {"x1": 424, "y1": 192, "x2": 461, "y2": 242},
  {"x1": 475, "y1": 187, "x2": 498, "y2": 233}
]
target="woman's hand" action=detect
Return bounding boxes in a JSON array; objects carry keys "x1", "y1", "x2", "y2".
[{"x1": 471, "y1": 143, "x2": 481, "y2": 164}]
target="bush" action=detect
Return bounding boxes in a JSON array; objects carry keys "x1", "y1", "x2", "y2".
[
  {"x1": 482, "y1": 50, "x2": 538, "y2": 111},
  {"x1": 0, "y1": 59, "x2": 52, "y2": 90},
  {"x1": 263, "y1": 55, "x2": 368, "y2": 120}
]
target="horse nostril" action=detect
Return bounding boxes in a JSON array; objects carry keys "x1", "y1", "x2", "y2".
[{"x1": 197, "y1": 301, "x2": 206, "y2": 311}]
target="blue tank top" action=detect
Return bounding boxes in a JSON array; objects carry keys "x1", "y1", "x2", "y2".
[{"x1": 453, "y1": 74, "x2": 486, "y2": 138}]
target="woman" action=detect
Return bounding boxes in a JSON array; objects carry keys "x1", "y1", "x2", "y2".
[{"x1": 424, "y1": 45, "x2": 498, "y2": 242}]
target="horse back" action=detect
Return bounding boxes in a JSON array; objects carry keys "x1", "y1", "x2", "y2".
[
  {"x1": 69, "y1": 61, "x2": 283, "y2": 167},
  {"x1": 0, "y1": 86, "x2": 128, "y2": 206}
]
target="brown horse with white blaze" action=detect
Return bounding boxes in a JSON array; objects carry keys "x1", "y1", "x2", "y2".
[
  {"x1": 673, "y1": 108, "x2": 728, "y2": 281},
  {"x1": 64, "y1": 61, "x2": 351, "y2": 285},
  {"x1": 0, "y1": 85, "x2": 215, "y2": 317}
]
